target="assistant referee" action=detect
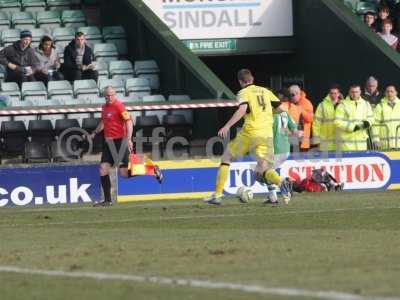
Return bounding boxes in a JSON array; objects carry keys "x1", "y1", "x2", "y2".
[{"x1": 90, "y1": 86, "x2": 133, "y2": 207}]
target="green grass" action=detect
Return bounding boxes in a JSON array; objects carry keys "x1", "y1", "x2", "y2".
[{"x1": 1, "y1": 191, "x2": 400, "y2": 300}]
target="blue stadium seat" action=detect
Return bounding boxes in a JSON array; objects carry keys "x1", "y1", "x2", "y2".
[
  {"x1": 61, "y1": 10, "x2": 86, "y2": 28},
  {"x1": 134, "y1": 60, "x2": 160, "y2": 90},
  {"x1": 21, "y1": 82, "x2": 47, "y2": 102},
  {"x1": 11, "y1": 12, "x2": 36, "y2": 30},
  {"x1": 125, "y1": 78, "x2": 151, "y2": 99},
  {"x1": 93, "y1": 43, "x2": 118, "y2": 62},
  {"x1": 109, "y1": 60, "x2": 133, "y2": 80},
  {"x1": 36, "y1": 11, "x2": 61, "y2": 30}
]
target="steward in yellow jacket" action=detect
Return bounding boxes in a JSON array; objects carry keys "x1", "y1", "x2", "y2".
[
  {"x1": 372, "y1": 85, "x2": 400, "y2": 150},
  {"x1": 312, "y1": 86, "x2": 342, "y2": 151},
  {"x1": 334, "y1": 85, "x2": 374, "y2": 151}
]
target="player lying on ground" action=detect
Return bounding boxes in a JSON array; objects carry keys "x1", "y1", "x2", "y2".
[
  {"x1": 204, "y1": 69, "x2": 292, "y2": 205},
  {"x1": 90, "y1": 86, "x2": 163, "y2": 207}
]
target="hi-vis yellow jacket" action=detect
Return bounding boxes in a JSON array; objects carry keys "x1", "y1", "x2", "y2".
[
  {"x1": 312, "y1": 95, "x2": 338, "y2": 151},
  {"x1": 334, "y1": 96, "x2": 374, "y2": 151},
  {"x1": 372, "y1": 97, "x2": 400, "y2": 149}
]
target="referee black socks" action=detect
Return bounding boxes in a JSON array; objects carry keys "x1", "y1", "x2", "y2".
[{"x1": 101, "y1": 175, "x2": 112, "y2": 203}]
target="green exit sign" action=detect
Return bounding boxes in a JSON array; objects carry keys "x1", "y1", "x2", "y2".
[{"x1": 184, "y1": 39, "x2": 237, "y2": 52}]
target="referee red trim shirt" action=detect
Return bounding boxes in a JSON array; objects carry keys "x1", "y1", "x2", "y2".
[{"x1": 101, "y1": 100, "x2": 131, "y2": 139}]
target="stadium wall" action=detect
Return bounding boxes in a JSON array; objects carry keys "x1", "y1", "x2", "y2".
[{"x1": 117, "y1": 151, "x2": 400, "y2": 202}]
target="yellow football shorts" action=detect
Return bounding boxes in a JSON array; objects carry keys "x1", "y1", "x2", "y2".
[{"x1": 228, "y1": 130, "x2": 273, "y2": 164}]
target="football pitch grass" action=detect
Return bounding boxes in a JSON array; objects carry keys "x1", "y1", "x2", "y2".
[{"x1": 1, "y1": 191, "x2": 400, "y2": 300}]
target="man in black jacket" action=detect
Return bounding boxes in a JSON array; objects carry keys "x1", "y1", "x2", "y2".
[
  {"x1": 0, "y1": 30, "x2": 40, "y2": 88},
  {"x1": 62, "y1": 32, "x2": 98, "y2": 82}
]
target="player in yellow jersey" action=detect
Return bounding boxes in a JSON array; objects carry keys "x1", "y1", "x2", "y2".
[{"x1": 204, "y1": 69, "x2": 292, "y2": 205}]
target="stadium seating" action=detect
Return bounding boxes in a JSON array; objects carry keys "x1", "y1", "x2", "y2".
[
  {"x1": 21, "y1": 81, "x2": 47, "y2": 102},
  {"x1": 134, "y1": 60, "x2": 160, "y2": 90},
  {"x1": 47, "y1": 0, "x2": 72, "y2": 11},
  {"x1": 24, "y1": 140, "x2": 51, "y2": 163},
  {"x1": 14, "y1": 114, "x2": 36, "y2": 127},
  {"x1": 162, "y1": 114, "x2": 192, "y2": 155},
  {"x1": 95, "y1": 60, "x2": 109, "y2": 81},
  {"x1": 53, "y1": 117, "x2": 80, "y2": 161},
  {"x1": 0, "y1": 0, "x2": 21, "y2": 14},
  {"x1": 2, "y1": 29, "x2": 20, "y2": 47},
  {"x1": 135, "y1": 115, "x2": 163, "y2": 153},
  {"x1": 94, "y1": 43, "x2": 118, "y2": 62},
  {"x1": 67, "y1": 113, "x2": 90, "y2": 126},
  {"x1": 36, "y1": 11, "x2": 62, "y2": 30},
  {"x1": 28, "y1": 119, "x2": 54, "y2": 144},
  {"x1": 77, "y1": 26, "x2": 102, "y2": 47},
  {"x1": 48, "y1": 80, "x2": 74, "y2": 102},
  {"x1": 125, "y1": 78, "x2": 151, "y2": 98},
  {"x1": 12, "y1": 11, "x2": 36, "y2": 30},
  {"x1": 30, "y1": 28, "x2": 46, "y2": 47},
  {"x1": 168, "y1": 94, "x2": 193, "y2": 123},
  {"x1": 1, "y1": 120, "x2": 27, "y2": 156},
  {"x1": 98, "y1": 78, "x2": 125, "y2": 97},
  {"x1": 82, "y1": 117, "x2": 102, "y2": 153},
  {"x1": 142, "y1": 94, "x2": 166, "y2": 102},
  {"x1": 0, "y1": 11, "x2": 10, "y2": 31},
  {"x1": 41, "y1": 113, "x2": 64, "y2": 126},
  {"x1": 21, "y1": 0, "x2": 46, "y2": 13},
  {"x1": 61, "y1": 10, "x2": 86, "y2": 28},
  {"x1": 0, "y1": 82, "x2": 21, "y2": 102},
  {"x1": 102, "y1": 26, "x2": 128, "y2": 56},
  {"x1": 73, "y1": 79, "x2": 99, "y2": 101},
  {"x1": 109, "y1": 60, "x2": 134, "y2": 80}
]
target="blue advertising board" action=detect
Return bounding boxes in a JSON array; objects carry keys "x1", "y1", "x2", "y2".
[
  {"x1": 0, "y1": 164, "x2": 101, "y2": 207},
  {"x1": 117, "y1": 151, "x2": 400, "y2": 202}
]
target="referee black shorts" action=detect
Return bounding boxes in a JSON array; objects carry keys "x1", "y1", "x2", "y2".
[{"x1": 101, "y1": 138, "x2": 129, "y2": 168}]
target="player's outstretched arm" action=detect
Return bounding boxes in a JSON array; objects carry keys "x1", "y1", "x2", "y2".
[{"x1": 218, "y1": 104, "x2": 248, "y2": 139}]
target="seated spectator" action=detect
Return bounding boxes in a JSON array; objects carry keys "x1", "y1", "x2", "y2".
[
  {"x1": 335, "y1": 85, "x2": 374, "y2": 152},
  {"x1": 282, "y1": 85, "x2": 314, "y2": 151},
  {"x1": 0, "y1": 30, "x2": 39, "y2": 88},
  {"x1": 362, "y1": 76, "x2": 382, "y2": 107},
  {"x1": 62, "y1": 32, "x2": 98, "y2": 82},
  {"x1": 313, "y1": 85, "x2": 342, "y2": 152},
  {"x1": 372, "y1": 85, "x2": 400, "y2": 150},
  {"x1": 34, "y1": 35, "x2": 62, "y2": 86},
  {"x1": 364, "y1": 12, "x2": 377, "y2": 31},
  {"x1": 375, "y1": 6, "x2": 393, "y2": 32},
  {"x1": 377, "y1": 19, "x2": 398, "y2": 49}
]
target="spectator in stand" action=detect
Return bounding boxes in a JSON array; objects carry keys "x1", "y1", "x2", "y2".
[
  {"x1": 62, "y1": 32, "x2": 98, "y2": 82},
  {"x1": 335, "y1": 85, "x2": 374, "y2": 151},
  {"x1": 375, "y1": 6, "x2": 392, "y2": 32},
  {"x1": 377, "y1": 19, "x2": 398, "y2": 49},
  {"x1": 362, "y1": 76, "x2": 382, "y2": 107},
  {"x1": 0, "y1": 30, "x2": 39, "y2": 88},
  {"x1": 372, "y1": 85, "x2": 400, "y2": 150},
  {"x1": 34, "y1": 35, "x2": 62, "y2": 86},
  {"x1": 283, "y1": 85, "x2": 314, "y2": 151},
  {"x1": 313, "y1": 85, "x2": 343, "y2": 152},
  {"x1": 364, "y1": 12, "x2": 377, "y2": 31}
]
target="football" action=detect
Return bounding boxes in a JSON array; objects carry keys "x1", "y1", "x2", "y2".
[{"x1": 237, "y1": 186, "x2": 254, "y2": 203}]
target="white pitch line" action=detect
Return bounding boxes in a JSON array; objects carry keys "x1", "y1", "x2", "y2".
[
  {"x1": 0, "y1": 265, "x2": 398, "y2": 300},
  {"x1": 0, "y1": 206, "x2": 400, "y2": 228}
]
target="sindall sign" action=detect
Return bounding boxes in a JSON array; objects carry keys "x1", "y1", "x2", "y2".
[
  {"x1": 280, "y1": 157, "x2": 391, "y2": 190},
  {"x1": 142, "y1": 0, "x2": 294, "y2": 39}
]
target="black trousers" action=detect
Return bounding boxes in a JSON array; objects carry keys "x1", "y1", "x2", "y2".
[
  {"x1": 6, "y1": 68, "x2": 35, "y2": 88},
  {"x1": 63, "y1": 68, "x2": 98, "y2": 82}
]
